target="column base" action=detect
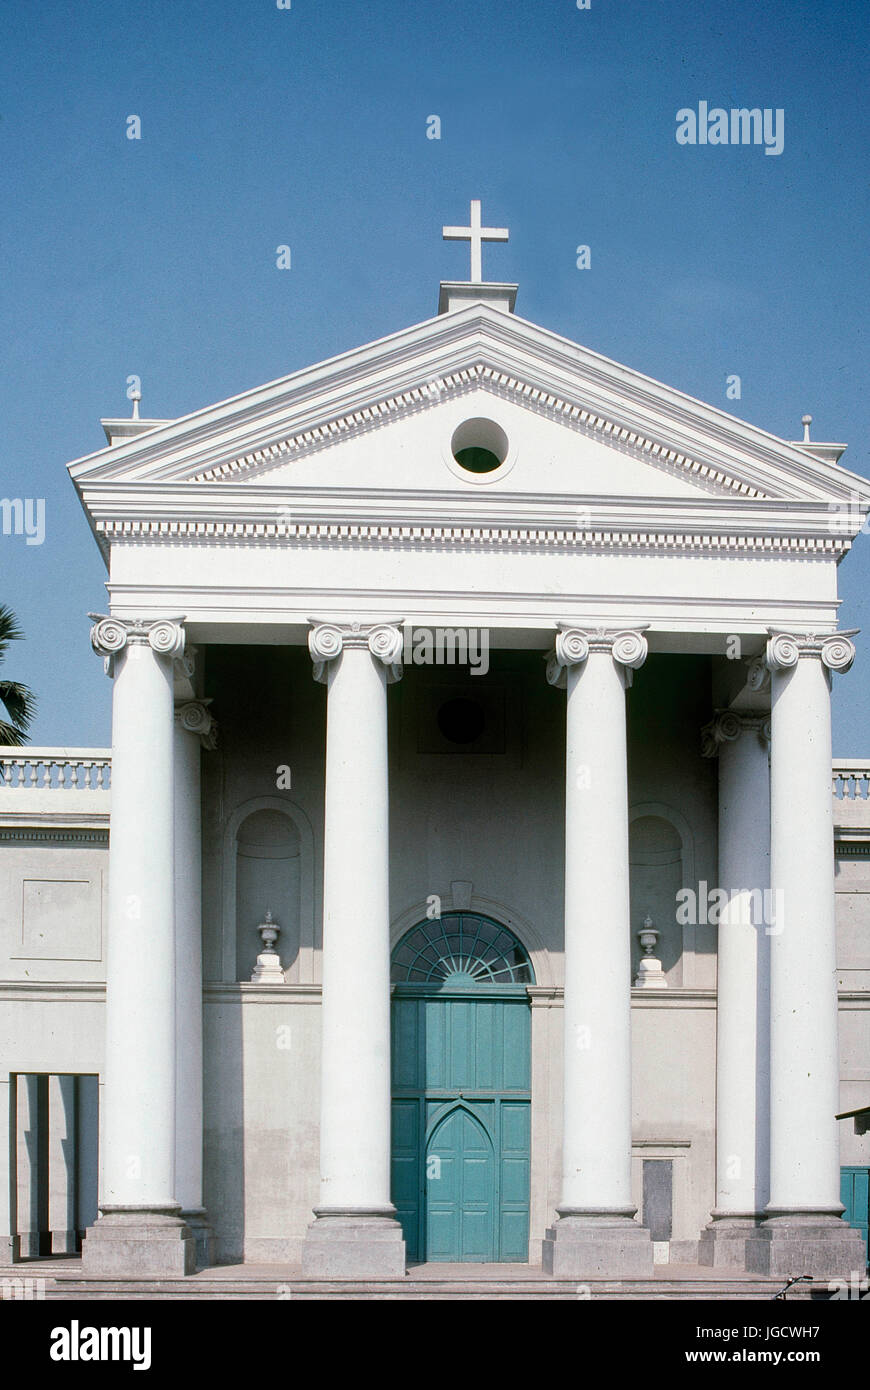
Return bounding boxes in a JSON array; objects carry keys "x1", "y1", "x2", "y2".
[
  {"x1": 541, "y1": 1208, "x2": 654, "y2": 1277},
  {"x1": 81, "y1": 1207, "x2": 195, "y2": 1276},
  {"x1": 181, "y1": 1208, "x2": 217, "y2": 1269},
  {"x1": 698, "y1": 1212, "x2": 765, "y2": 1268},
  {"x1": 301, "y1": 1207, "x2": 406, "y2": 1278},
  {"x1": 744, "y1": 1212, "x2": 866, "y2": 1280}
]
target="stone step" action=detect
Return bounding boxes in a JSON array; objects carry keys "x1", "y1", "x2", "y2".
[
  {"x1": 0, "y1": 1262, "x2": 827, "y2": 1301},
  {"x1": 25, "y1": 1277, "x2": 822, "y2": 1302}
]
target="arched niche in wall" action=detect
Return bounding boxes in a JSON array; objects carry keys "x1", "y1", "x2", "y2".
[
  {"x1": 629, "y1": 803, "x2": 696, "y2": 988},
  {"x1": 221, "y1": 797, "x2": 315, "y2": 984}
]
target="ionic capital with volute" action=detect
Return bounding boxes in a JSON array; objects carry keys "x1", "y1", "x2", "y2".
[
  {"x1": 765, "y1": 629, "x2": 858, "y2": 675},
  {"x1": 701, "y1": 710, "x2": 771, "y2": 760},
  {"x1": 308, "y1": 619, "x2": 404, "y2": 685},
  {"x1": 89, "y1": 614, "x2": 186, "y2": 677},
  {"x1": 545, "y1": 625, "x2": 649, "y2": 690},
  {"x1": 174, "y1": 700, "x2": 218, "y2": 750}
]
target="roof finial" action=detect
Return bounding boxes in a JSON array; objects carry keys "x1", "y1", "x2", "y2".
[
  {"x1": 442, "y1": 199, "x2": 509, "y2": 283},
  {"x1": 802, "y1": 413, "x2": 812, "y2": 443},
  {"x1": 130, "y1": 387, "x2": 142, "y2": 421}
]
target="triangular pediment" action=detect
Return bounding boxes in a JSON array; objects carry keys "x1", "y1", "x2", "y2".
[{"x1": 69, "y1": 303, "x2": 870, "y2": 564}]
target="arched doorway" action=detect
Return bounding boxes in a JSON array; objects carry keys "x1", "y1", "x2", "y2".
[{"x1": 390, "y1": 912, "x2": 533, "y2": 1263}]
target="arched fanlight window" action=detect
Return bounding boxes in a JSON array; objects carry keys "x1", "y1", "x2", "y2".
[{"x1": 391, "y1": 912, "x2": 533, "y2": 985}]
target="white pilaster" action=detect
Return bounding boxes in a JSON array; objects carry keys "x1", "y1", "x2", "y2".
[
  {"x1": 174, "y1": 700, "x2": 217, "y2": 1268},
  {"x1": 75, "y1": 1076, "x2": 99, "y2": 1239},
  {"x1": 0, "y1": 1077, "x2": 15, "y2": 1261},
  {"x1": 302, "y1": 621, "x2": 406, "y2": 1277},
  {"x1": 82, "y1": 615, "x2": 194, "y2": 1275},
  {"x1": 48, "y1": 1074, "x2": 77, "y2": 1254},
  {"x1": 699, "y1": 711, "x2": 771, "y2": 1267},
  {"x1": 16, "y1": 1074, "x2": 42, "y2": 1259},
  {"x1": 542, "y1": 627, "x2": 654, "y2": 1276},
  {"x1": 746, "y1": 629, "x2": 865, "y2": 1277}
]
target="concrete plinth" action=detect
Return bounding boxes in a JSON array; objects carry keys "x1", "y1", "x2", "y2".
[
  {"x1": 542, "y1": 1211, "x2": 654, "y2": 1277},
  {"x1": 699, "y1": 1214, "x2": 763, "y2": 1268},
  {"x1": 181, "y1": 1209, "x2": 217, "y2": 1269},
  {"x1": 744, "y1": 1214, "x2": 866, "y2": 1279},
  {"x1": 81, "y1": 1208, "x2": 195, "y2": 1276},
  {"x1": 301, "y1": 1209, "x2": 406, "y2": 1278}
]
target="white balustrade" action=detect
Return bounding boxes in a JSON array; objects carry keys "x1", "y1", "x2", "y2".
[
  {"x1": 832, "y1": 759, "x2": 870, "y2": 800},
  {"x1": 0, "y1": 748, "x2": 112, "y2": 790}
]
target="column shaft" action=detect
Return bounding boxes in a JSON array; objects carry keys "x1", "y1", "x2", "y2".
[
  {"x1": 562, "y1": 650, "x2": 634, "y2": 1211},
  {"x1": 174, "y1": 703, "x2": 216, "y2": 1266},
  {"x1": 699, "y1": 713, "x2": 770, "y2": 1267},
  {"x1": 319, "y1": 645, "x2": 393, "y2": 1208},
  {"x1": 542, "y1": 627, "x2": 653, "y2": 1276},
  {"x1": 302, "y1": 622, "x2": 405, "y2": 1277},
  {"x1": 746, "y1": 630, "x2": 864, "y2": 1277},
  {"x1": 82, "y1": 616, "x2": 194, "y2": 1275},
  {"x1": 103, "y1": 639, "x2": 177, "y2": 1207},
  {"x1": 769, "y1": 656, "x2": 839, "y2": 1207}
]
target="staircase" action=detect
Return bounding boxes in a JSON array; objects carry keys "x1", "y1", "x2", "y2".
[{"x1": 0, "y1": 1259, "x2": 831, "y2": 1301}]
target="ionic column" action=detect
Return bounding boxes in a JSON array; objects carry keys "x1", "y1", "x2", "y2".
[
  {"x1": 699, "y1": 711, "x2": 771, "y2": 1267},
  {"x1": 542, "y1": 627, "x2": 654, "y2": 1276},
  {"x1": 745, "y1": 630, "x2": 865, "y2": 1277},
  {"x1": 301, "y1": 620, "x2": 406, "y2": 1277},
  {"x1": 82, "y1": 616, "x2": 194, "y2": 1275},
  {"x1": 174, "y1": 700, "x2": 217, "y2": 1269}
]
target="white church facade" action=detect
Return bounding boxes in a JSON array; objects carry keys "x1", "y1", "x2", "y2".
[{"x1": 2, "y1": 208, "x2": 870, "y2": 1285}]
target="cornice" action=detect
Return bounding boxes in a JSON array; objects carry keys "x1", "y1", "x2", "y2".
[
  {"x1": 0, "y1": 824, "x2": 109, "y2": 841},
  {"x1": 67, "y1": 306, "x2": 870, "y2": 511},
  {"x1": 0, "y1": 982, "x2": 106, "y2": 1001}
]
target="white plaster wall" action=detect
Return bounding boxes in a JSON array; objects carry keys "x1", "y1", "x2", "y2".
[
  {"x1": 0, "y1": 841, "x2": 108, "y2": 983},
  {"x1": 243, "y1": 391, "x2": 719, "y2": 499},
  {"x1": 202, "y1": 988, "x2": 320, "y2": 1265}
]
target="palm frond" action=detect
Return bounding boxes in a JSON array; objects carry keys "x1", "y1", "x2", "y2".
[
  {"x1": 0, "y1": 719, "x2": 30, "y2": 747},
  {"x1": 0, "y1": 603, "x2": 23, "y2": 661},
  {"x1": 0, "y1": 679, "x2": 36, "y2": 730}
]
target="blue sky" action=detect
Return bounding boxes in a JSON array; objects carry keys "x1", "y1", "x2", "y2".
[{"x1": 1, "y1": 0, "x2": 868, "y2": 750}]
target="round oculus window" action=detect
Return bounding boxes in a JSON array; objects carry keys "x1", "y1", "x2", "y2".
[{"x1": 450, "y1": 417, "x2": 509, "y2": 476}]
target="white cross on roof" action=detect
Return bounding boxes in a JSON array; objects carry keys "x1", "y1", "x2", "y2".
[{"x1": 442, "y1": 199, "x2": 509, "y2": 283}]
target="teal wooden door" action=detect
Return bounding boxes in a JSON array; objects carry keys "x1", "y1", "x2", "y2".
[
  {"x1": 390, "y1": 911, "x2": 534, "y2": 1264},
  {"x1": 840, "y1": 1166, "x2": 870, "y2": 1263},
  {"x1": 426, "y1": 1106, "x2": 495, "y2": 1261}
]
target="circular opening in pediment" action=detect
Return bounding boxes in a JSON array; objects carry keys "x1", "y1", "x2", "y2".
[{"x1": 451, "y1": 418, "x2": 508, "y2": 475}]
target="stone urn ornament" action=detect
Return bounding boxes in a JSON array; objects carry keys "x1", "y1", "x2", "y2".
[
  {"x1": 251, "y1": 910, "x2": 285, "y2": 984},
  {"x1": 634, "y1": 914, "x2": 667, "y2": 989}
]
